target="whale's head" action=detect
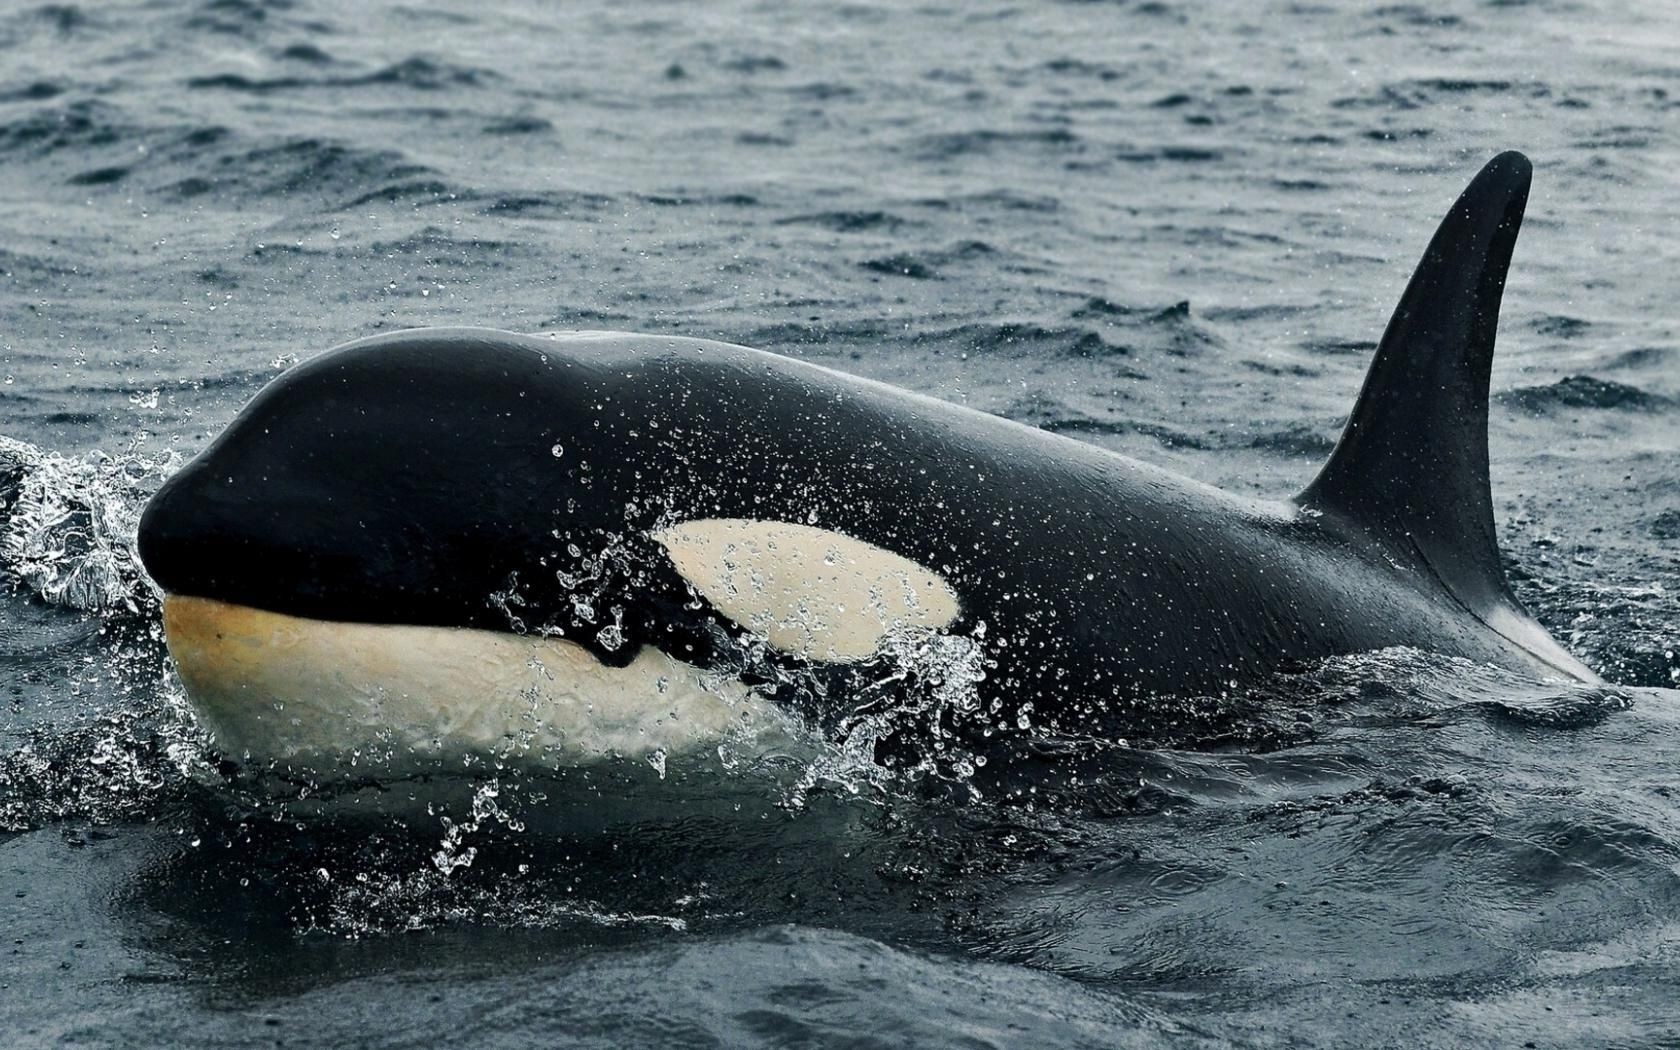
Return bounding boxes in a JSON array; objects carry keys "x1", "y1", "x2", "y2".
[
  {"x1": 141, "y1": 330, "x2": 599, "y2": 643},
  {"x1": 138, "y1": 329, "x2": 963, "y2": 779}
]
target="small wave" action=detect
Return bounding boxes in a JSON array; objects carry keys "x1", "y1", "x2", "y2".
[
  {"x1": 227, "y1": 137, "x2": 432, "y2": 198},
  {"x1": 0, "y1": 99, "x2": 128, "y2": 157},
  {"x1": 1070, "y1": 295, "x2": 1140, "y2": 318},
  {"x1": 337, "y1": 178, "x2": 455, "y2": 209},
  {"x1": 721, "y1": 54, "x2": 787, "y2": 75},
  {"x1": 1042, "y1": 58, "x2": 1121, "y2": 81},
  {"x1": 923, "y1": 188, "x2": 1060, "y2": 213},
  {"x1": 912, "y1": 127, "x2": 1081, "y2": 160},
  {"x1": 1115, "y1": 144, "x2": 1225, "y2": 163},
  {"x1": 1533, "y1": 314, "x2": 1593, "y2": 338},
  {"x1": 182, "y1": 0, "x2": 284, "y2": 34},
  {"x1": 742, "y1": 320, "x2": 894, "y2": 348},
  {"x1": 1331, "y1": 86, "x2": 1424, "y2": 111},
  {"x1": 1498, "y1": 375, "x2": 1672, "y2": 413},
  {"x1": 631, "y1": 191, "x2": 759, "y2": 207},
  {"x1": 1242, "y1": 358, "x2": 1319, "y2": 378},
  {"x1": 0, "y1": 247, "x2": 73, "y2": 278},
  {"x1": 65, "y1": 165, "x2": 128, "y2": 186},
  {"x1": 482, "y1": 191, "x2": 615, "y2": 217},
  {"x1": 861, "y1": 254, "x2": 937, "y2": 279},
  {"x1": 776, "y1": 210, "x2": 911, "y2": 233},
  {"x1": 542, "y1": 307, "x2": 637, "y2": 326},
  {"x1": 1300, "y1": 337, "x2": 1376, "y2": 355},
  {"x1": 926, "y1": 321, "x2": 1131, "y2": 359},
  {"x1": 184, "y1": 72, "x2": 310, "y2": 92},
  {"x1": 186, "y1": 56, "x2": 497, "y2": 95},
  {"x1": 27, "y1": 3, "x2": 90, "y2": 35},
  {"x1": 277, "y1": 42, "x2": 334, "y2": 64},
  {"x1": 1248, "y1": 773, "x2": 1481, "y2": 833},
  {"x1": 356, "y1": 55, "x2": 496, "y2": 90},
  {"x1": 1471, "y1": 690, "x2": 1634, "y2": 731},
  {"x1": 1371, "y1": 4, "x2": 1463, "y2": 27},
  {"x1": 1363, "y1": 126, "x2": 1435, "y2": 142},
  {"x1": 1028, "y1": 412, "x2": 1330, "y2": 457},
  {"x1": 1575, "y1": 126, "x2": 1656, "y2": 150},
  {"x1": 367, "y1": 226, "x2": 514, "y2": 260},
  {"x1": 1246, "y1": 424, "x2": 1336, "y2": 457},
  {"x1": 859, "y1": 241, "x2": 996, "y2": 280},
  {"x1": 482, "y1": 115, "x2": 552, "y2": 135},
  {"x1": 1413, "y1": 77, "x2": 1520, "y2": 93},
  {"x1": 0, "y1": 81, "x2": 62, "y2": 102},
  {"x1": 781, "y1": 81, "x2": 857, "y2": 101},
  {"x1": 1602, "y1": 346, "x2": 1670, "y2": 370},
  {"x1": 735, "y1": 130, "x2": 793, "y2": 146}
]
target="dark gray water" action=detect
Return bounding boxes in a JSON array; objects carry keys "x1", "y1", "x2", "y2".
[{"x1": 2, "y1": 0, "x2": 1679, "y2": 1046}]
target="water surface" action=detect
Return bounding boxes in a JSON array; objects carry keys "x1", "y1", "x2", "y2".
[{"x1": 2, "y1": 0, "x2": 1678, "y2": 1046}]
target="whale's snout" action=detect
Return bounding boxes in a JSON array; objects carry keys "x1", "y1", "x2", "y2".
[
  {"x1": 134, "y1": 331, "x2": 594, "y2": 634},
  {"x1": 138, "y1": 461, "x2": 260, "y2": 604}
]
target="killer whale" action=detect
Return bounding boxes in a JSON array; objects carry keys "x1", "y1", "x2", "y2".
[{"x1": 136, "y1": 151, "x2": 1598, "y2": 778}]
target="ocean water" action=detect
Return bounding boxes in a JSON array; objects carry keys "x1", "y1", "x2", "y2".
[{"x1": 2, "y1": 0, "x2": 1679, "y2": 1046}]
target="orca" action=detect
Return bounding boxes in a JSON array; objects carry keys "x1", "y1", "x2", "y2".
[{"x1": 136, "y1": 151, "x2": 1599, "y2": 780}]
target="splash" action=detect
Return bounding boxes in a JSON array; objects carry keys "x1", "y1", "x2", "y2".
[
  {"x1": 787, "y1": 623, "x2": 994, "y2": 807},
  {"x1": 0, "y1": 434, "x2": 178, "y2": 615},
  {"x1": 431, "y1": 778, "x2": 526, "y2": 875},
  {"x1": 0, "y1": 643, "x2": 216, "y2": 834},
  {"x1": 0, "y1": 435, "x2": 215, "y2": 834}
]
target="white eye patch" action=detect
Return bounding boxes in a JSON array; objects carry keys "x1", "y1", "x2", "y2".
[{"x1": 650, "y1": 518, "x2": 961, "y2": 662}]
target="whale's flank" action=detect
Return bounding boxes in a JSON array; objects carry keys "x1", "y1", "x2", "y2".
[{"x1": 133, "y1": 152, "x2": 1601, "y2": 781}]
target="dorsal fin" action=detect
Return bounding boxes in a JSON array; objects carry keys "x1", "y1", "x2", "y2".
[{"x1": 1299, "y1": 151, "x2": 1531, "y2": 615}]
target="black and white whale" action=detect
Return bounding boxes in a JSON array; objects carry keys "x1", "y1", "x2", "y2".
[{"x1": 136, "y1": 151, "x2": 1598, "y2": 779}]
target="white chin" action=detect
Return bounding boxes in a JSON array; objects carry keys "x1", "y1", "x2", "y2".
[{"x1": 160, "y1": 594, "x2": 790, "y2": 780}]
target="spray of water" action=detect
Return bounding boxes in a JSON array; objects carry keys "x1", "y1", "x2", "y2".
[{"x1": 0, "y1": 434, "x2": 178, "y2": 615}]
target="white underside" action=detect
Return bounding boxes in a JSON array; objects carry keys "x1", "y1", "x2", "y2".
[
  {"x1": 162, "y1": 595, "x2": 791, "y2": 778},
  {"x1": 160, "y1": 519, "x2": 965, "y2": 780}
]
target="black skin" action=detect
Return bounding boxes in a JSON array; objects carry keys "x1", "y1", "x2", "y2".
[
  {"x1": 140, "y1": 154, "x2": 1595, "y2": 748},
  {"x1": 140, "y1": 328, "x2": 1564, "y2": 739}
]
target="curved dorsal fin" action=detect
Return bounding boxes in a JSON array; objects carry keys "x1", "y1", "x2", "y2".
[{"x1": 1299, "y1": 151, "x2": 1531, "y2": 615}]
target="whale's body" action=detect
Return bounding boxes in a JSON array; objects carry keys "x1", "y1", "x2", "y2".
[{"x1": 136, "y1": 152, "x2": 1598, "y2": 779}]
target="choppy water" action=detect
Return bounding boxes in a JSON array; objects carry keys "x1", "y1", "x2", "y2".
[{"x1": 2, "y1": 0, "x2": 1678, "y2": 1046}]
